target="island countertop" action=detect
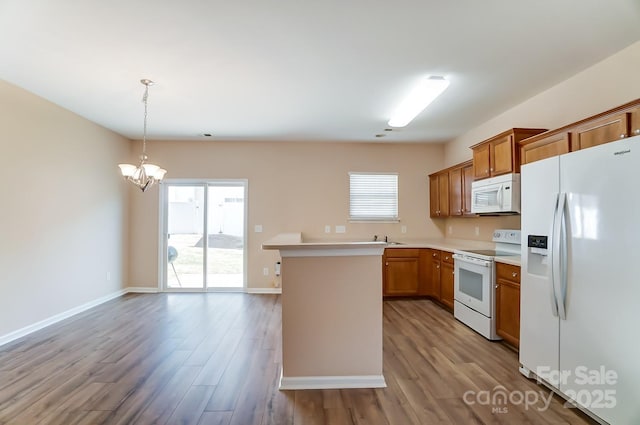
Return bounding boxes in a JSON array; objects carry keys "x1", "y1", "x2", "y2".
[{"x1": 262, "y1": 233, "x2": 387, "y2": 256}]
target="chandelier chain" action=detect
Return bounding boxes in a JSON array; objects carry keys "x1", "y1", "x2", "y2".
[{"x1": 142, "y1": 84, "x2": 149, "y2": 157}]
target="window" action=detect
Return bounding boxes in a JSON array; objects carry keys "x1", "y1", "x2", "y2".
[{"x1": 349, "y1": 172, "x2": 398, "y2": 221}]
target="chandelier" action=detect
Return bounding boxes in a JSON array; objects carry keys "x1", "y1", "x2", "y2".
[{"x1": 118, "y1": 79, "x2": 167, "y2": 192}]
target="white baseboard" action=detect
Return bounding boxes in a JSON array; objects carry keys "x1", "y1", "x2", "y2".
[
  {"x1": 246, "y1": 287, "x2": 282, "y2": 294},
  {"x1": 279, "y1": 373, "x2": 387, "y2": 390},
  {"x1": 0, "y1": 288, "x2": 127, "y2": 348},
  {"x1": 126, "y1": 286, "x2": 160, "y2": 293}
]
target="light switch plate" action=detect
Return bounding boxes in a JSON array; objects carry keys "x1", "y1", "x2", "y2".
[
  {"x1": 325, "y1": 225, "x2": 331, "y2": 233},
  {"x1": 401, "y1": 225, "x2": 407, "y2": 234}
]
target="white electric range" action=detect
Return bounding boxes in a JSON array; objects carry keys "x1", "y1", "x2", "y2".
[{"x1": 452, "y1": 229, "x2": 520, "y2": 340}]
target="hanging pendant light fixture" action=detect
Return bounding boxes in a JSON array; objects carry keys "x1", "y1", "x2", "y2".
[{"x1": 118, "y1": 79, "x2": 167, "y2": 192}]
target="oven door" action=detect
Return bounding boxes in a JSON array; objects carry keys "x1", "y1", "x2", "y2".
[{"x1": 453, "y1": 254, "x2": 493, "y2": 317}]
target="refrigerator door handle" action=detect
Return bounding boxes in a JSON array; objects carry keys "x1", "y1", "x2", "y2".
[
  {"x1": 559, "y1": 193, "x2": 568, "y2": 320},
  {"x1": 549, "y1": 193, "x2": 560, "y2": 317},
  {"x1": 552, "y1": 192, "x2": 568, "y2": 320}
]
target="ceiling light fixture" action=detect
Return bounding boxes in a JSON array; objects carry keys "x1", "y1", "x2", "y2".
[
  {"x1": 388, "y1": 76, "x2": 450, "y2": 128},
  {"x1": 118, "y1": 79, "x2": 167, "y2": 192}
]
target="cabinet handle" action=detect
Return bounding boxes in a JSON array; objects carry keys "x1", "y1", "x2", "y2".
[
  {"x1": 635, "y1": 129, "x2": 640, "y2": 135},
  {"x1": 512, "y1": 272, "x2": 518, "y2": 277},
  {"x1": 620, "y1": 134, "x2": 626, "y2": 139},
  {"x1": 495, "y1": 285, "x2": 499, "y2": 289},
  {"x1": 385, "y1": 262, "x2": 388, "y2": 266},
  {"x1": 490, "y1": 167, "x2": 493, "y2": 171},
  {"x1": 432, "y1": 253, "x2": 437, "y2": 257},
  {"x1": 445, "y1": 256, "x2": 449, "y2": 260},
  {"x1": 485, "y1": 169, "x2": 488, "y2": 173},
  {"x1": 436, "y1": 265, "x2": 440, "y2": 269}
]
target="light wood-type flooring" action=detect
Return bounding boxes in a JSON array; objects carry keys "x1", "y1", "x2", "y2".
[{"x1": 0, "y1": 293, "x2": 596, "y2": 424}]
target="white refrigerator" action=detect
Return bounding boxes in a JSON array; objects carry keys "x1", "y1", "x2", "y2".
[{"x1": 520, "y1": 135, "x2": 640, "y2": 424}]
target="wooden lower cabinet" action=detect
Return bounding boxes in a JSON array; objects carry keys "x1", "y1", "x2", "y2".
[
  {"x1": 383, "y1": 249, "x2": 420, "y2": 296},
  {"x1": 440, "y1": 255, "x2": 455, "y2": 310},
  {"x1": 495, "y1": 262, "x2": 521, "y2": 348}
]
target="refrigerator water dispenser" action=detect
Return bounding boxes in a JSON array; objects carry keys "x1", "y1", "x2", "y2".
[{"x1": 527, "y1": 235, "x2": 548, "y2": 275}]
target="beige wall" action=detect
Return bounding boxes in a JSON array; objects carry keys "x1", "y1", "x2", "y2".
[
  {"x1": 0, "y1": 79, "x2": 130, "y2": 338},
  {"x1": 443, "y1": 40, "x2": 640, "y2": 239},
  {"x1": 128, "y1": 141, "x2": 445, "y2": 289}
]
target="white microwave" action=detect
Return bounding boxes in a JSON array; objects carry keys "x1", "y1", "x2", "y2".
[{"x1": 471, "y1": 173, "x2": 520, "y2": 214}]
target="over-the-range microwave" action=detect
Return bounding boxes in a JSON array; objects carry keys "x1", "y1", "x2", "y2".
[{"x1": 471, "y1": 173, "x2": 520, "y2": 214}]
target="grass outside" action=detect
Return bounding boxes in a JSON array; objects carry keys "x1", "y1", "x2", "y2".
[{"x1": 168, "y1": 234, "x2": 243, "y2": 288}]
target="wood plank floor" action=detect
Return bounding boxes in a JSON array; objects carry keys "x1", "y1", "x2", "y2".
[{"x1": 0, "y1": 294, "x2": 597, "y2": 425}]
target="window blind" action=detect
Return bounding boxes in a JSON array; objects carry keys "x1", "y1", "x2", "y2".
[{"x1": 349, "y1": 172, "x2": 398, "y2": 221}]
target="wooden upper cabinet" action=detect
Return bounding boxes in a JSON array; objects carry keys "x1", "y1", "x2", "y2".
[
  {"x1": 572, "y1": 112, "x2": 629, "y2": 151},
  {"x1": 462, "y1": 163, "x2": 474, "y2": 215},
  {"x1": 438, "y1": 173, "x2": 449, "y2": 217},
  {"x1": 472, "y1": 143, "x2": 491, "y2": 179},
  {"x1": 518, "y1": 100, "x2": 640, "y2": 165},
  {"x1": 449, "y1": 167, "x2": 463, "y2": 216},
  {"x1": 490, "y1": 135, "x2": 515, "y2": 176},
  {"x1": 429, "y1": 172, "x2": 449, "y2": 218},
  {"x1": 471, "y1": 128, "x2": 547, "y2": 180},
  {"x1": 630, "y1": 106, "x2": 640, "y2": 137},
  {"x1": 520, "y1": 132, "x2": 571, "y2": 165},
  {"x1": 429, "y1": 174, "x2": 439, "y2": 217}
]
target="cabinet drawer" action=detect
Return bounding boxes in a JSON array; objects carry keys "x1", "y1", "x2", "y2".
[
  {"x1": 384, "y1": 248, "x2": 420, "y2": 258},
  {"x1": 496, "y1": 263, "x2": 520, "y2": 283},
  {"x1": 427, "y1": 249, "x2": 441, "y2": 260},
  {"x1": 441, "y1": 251, "x2": 454, "y2": 264}
]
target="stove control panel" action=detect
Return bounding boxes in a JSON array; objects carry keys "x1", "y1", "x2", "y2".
[{"x1": 492, "y1": 229, "x2": 521, "y2": 244}]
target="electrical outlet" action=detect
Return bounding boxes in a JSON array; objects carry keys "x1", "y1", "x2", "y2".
[
  {"x1": 475, "y1": 226, "x2": 480, "y2": 236},
  {"x1": 263, "y1": 267, "x2": 269, "y2": 276},
  {"x1": 448, "y1": 225, "x2": 453, "y2": 235},
  {"x1": 401, "y1": 225, "x2": 407, "y2": 234},
  {"x1": 324, "y1": 225, "x2": 331, "y2": 233},
  {"x1": 255, "y1": 224, "x2": 263, "y2": 233},
  {"x1": 335, "y1": 225, "x2": 346, "y2": 233}
]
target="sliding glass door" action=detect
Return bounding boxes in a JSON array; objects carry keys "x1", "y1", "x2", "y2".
[{"x1": 161, "y1": 180, "x2": 246, "y2": 291}]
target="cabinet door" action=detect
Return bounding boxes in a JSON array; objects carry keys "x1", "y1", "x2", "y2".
[
  {"x1": 520, "y1": 132, "x2": 571, "y2": 165},
  {"x1": 429, "y1": 257, "x2": 441, "y2": 301},
  {"x1": 572, "y1": 113, "x2": 629, "y2": 151},
  {"x1": 630, "y1": 106, "x2": 640, "y2": 137},
  {"x1": 472, "y1": 143, "x2": 491, "y2": 180},
  {"x1": 429, "y1": 174, "x2": 439, "y2": 217},
  {"x1": 462, "y1": 163, "x2": 474, "y2": 215},
  {"x1": 490, "y1": 135, "x2": 515, "y2": 176},
  {"x1": 449, "y1": 167, "x2": 463, "y2": 216},
  {"x1": 495, "y1": 278, "x2": 521, "y2": 348},
  {"x1": 437, "y1": 173, "x2": 450, "y2": 217},
  {"x1": 440, "y1": 262, "x2": 454, "y2": 311},
  {"x1": 384, "y1": 257, "x2": 419, "y2": 296},
  {"x1": 495, "y1": 263, "x2": 521, "y2": 348}
]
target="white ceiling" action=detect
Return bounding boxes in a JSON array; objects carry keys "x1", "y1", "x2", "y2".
[{"x1": 1, "y1": 0, "x2": 639, "y2": 143}]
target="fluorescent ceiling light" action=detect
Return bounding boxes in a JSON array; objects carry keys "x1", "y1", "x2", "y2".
[{"x1": 388, "y1": 76, "x2": 450, "y2": 128}]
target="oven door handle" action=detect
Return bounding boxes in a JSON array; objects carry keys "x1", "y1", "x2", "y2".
[{"x1": 452, "y1": 254, "x2": 491, "y2": 268}]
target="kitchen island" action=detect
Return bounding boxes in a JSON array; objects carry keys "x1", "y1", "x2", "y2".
[{"x1": 262, "y1": 233, "x2": 386, "y2": 390}]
